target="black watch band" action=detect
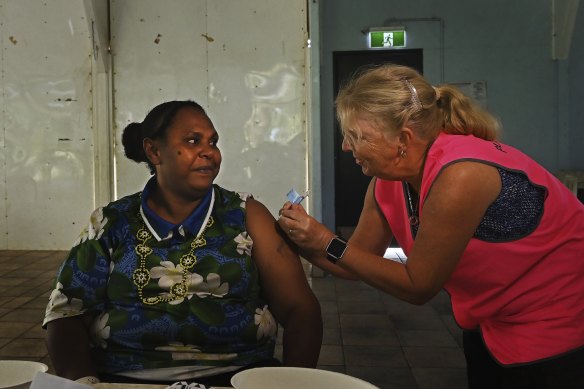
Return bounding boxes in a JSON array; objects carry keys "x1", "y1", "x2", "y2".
[{"x1": 326, "y1": 236, "x2": 348, "y2": 264}]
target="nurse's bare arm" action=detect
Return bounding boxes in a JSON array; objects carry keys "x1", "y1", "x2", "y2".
[
  {"x1": 348, "y1": 178, "x2": 394, "y2": 256},
  {"x1": 335, "y1": 162, "x2": 501, "y2": 303},
  {"x1": 281, "y1": 179, "x2": 392, "y2": 279}
]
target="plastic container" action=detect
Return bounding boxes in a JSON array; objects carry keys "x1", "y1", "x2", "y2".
[
  {"x1": 0, "y1": 360, "x2": 49, "y2": 389},
  {"x1": 231, "y1": 367, "x2": 379, "y2": 389}
]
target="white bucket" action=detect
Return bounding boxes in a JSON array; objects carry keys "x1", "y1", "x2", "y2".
[
  {"x1": 231, "y1": 367, "x2": 379, "y2": 389},
  {"x1": 0, "y1": 360, "x2": 49, "y2": 389}
]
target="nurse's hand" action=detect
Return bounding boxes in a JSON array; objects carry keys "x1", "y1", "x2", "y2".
[{"x1": 278, "y1": 202, "x2": 335, "y2": 254}]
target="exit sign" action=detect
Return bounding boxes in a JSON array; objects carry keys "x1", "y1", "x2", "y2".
[{"x1": 369, "y1": 30, "x2": 406, "y2": 48}]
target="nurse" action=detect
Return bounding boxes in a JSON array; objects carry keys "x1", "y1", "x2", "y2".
[{"x1": 278, "y1": 64, "x2": 584, "y2": 389}]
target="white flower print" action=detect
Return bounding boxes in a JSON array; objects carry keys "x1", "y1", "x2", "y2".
[
  {"x1": 44, "y1": 282, "x2": 84, "y2": 321},
  {"x1": 234, "y1": 232, "x2": 253, "y2": 257},
  {"x1": 73, "y1": 207, "x2": 108, "y2": 246},
  {"x1": 91, "y1": 312, "x2": 110, "y2": 349},
  {"x1": 237, "y1": 192, "x2": 251, "y2": 208},
  {"x1": 194, "y1": 273, "x2": 229, "y2": 298},
  {"x1": 149, "y1": 261, "x2": 204, "y2": 304},
  {"x1": 254, "y1": 305, "x2": 277, "y2": 340},
  {"x1": 73, "y1": 228, "x2": 89, "y2": 247}
]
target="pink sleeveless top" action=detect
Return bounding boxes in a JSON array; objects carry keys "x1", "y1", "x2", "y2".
[{"x1": 375, "y1": 133, "x2": 584, "y2": 365}]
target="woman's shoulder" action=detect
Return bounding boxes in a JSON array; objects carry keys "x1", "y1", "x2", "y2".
[
  {"x1": 213, "y1": 184, "x2": 254, "y2": 207},
  {"x1": 87, "y1": 192, "x2": 141, "y2": 228},
  {"x1": 102, "y1": 191, "x2": 141, "y2": 213}
]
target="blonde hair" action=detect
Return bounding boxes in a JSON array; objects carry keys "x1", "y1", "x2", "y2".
[{"x1": 335, "y1": 64, "x2": 501, "y2": 142}]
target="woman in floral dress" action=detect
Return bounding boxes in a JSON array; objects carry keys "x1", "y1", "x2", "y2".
[{"x1": 44, "y1": 100, "x2": 322, "y2": 387}]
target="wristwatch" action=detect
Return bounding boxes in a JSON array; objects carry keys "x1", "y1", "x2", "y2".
[{"x1": 326, "y1": 236, "x2": 348, "y2": 264}]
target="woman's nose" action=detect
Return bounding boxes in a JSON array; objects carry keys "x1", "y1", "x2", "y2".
[{"x1": 199, "y1": 145, "x2": 216, "y2": 159}]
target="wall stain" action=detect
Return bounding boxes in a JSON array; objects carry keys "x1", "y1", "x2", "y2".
[
  {"x1": 9, "y1": 36, "x2": 17, "y2": 45},
  {"x1": 154, "y1": 33, "x2": 162, "y2": 44},
  {"x1": 201, "y1": 33, "x2": 214, "y2": 42}
]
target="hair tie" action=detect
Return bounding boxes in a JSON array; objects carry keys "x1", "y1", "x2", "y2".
[{"x1": 432, "y1": 86, "x2": 441, "y2": 102}]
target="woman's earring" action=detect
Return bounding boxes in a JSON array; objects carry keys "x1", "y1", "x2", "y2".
[{"x1": 399, "y1": 148, "x2": 407, "y2": 159}]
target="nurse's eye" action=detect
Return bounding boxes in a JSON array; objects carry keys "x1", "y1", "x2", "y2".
[
  {"x1": 343, "y1": 134, "x2": 357, "y2": 148},
  {"x1": 210, "y1": 136, "x2": 219, "y2": 147}
]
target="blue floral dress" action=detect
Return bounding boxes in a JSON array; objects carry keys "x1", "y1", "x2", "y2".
[{"x1": 43, "y1": 182, "x2": 277, "y2": 380}]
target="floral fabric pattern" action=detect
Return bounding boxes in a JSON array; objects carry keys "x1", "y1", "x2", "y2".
[
  {"x1": 73, "y1": 207, "x2": 108, "y2": 246},
  {"x1": 44, "y1": 281, "x2": 84, "y2": 322},
  {"x1": 254, "y1": 305, "x2": 277, "y2": 340},
  {"x1": 43, "y1": 185, "x2": 276, "y2": 377}
]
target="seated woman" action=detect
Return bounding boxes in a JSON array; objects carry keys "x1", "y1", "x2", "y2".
[{"x1": 43, "y1": 100, "x2": 322, "y2": 387}]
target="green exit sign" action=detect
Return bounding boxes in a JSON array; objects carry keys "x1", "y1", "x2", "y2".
[{"x1": 369, "y1": 30, "x2": 406, "y2": 48}]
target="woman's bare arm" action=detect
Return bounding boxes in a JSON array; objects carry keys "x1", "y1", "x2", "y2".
[
  {"x1": 45, "y1": 315, "x2": 97, "y2": 380},
  {"x1": 246, "y1": 198, "x2": 322, "y2": 367}
]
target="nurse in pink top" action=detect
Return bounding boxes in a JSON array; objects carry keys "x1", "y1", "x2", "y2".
[{"x1": 278, "y1": 64, "x2": 584, "y2": 389}]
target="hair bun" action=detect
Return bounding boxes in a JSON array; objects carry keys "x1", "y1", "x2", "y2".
[{"x1": 122, "y1": 122, "x2": 146, "y2": 162}]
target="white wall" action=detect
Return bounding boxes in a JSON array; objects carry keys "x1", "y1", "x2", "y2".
[
  {"x1": 0, "y1": 0, "x2": 95, "y2": 249},
  {"x1": 0, "y1": 0, "x2": 310, "y2": 250},
  {"x1": 111, "y1": 0, "x2": 308, "y2": 216}
]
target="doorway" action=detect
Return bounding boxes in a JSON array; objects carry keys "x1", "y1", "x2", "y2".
[{"x1": 333, "y1": 49, "x2": 423, "y2": 238}]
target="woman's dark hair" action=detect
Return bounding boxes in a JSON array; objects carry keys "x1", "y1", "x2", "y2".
[{"x1": 122, "y1": 100, "x2": 207, "y2": 174}]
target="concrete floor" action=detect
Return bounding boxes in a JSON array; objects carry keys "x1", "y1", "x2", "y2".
[{"x1": 0, "y1": 250, "x2": 468, "y2": 389}]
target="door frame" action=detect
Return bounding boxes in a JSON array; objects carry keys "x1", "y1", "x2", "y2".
[{"x1": 332, "y1": 49, "x2": 424, "y2": 238}]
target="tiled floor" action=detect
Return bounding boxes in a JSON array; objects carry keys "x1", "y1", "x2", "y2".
[{"x1": 0, "y1": 250, "x2": 468, "y2": 389}]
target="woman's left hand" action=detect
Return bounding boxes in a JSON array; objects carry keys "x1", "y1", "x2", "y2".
[{"x1": 278, "y1": 202, "x2": 335, "y2": 254}]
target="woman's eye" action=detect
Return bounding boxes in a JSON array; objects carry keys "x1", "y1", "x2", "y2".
[{"x1": 187, "y1": 135, "x2": 218, "y2": 147}]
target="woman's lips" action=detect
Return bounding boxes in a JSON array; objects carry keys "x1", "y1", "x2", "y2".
[{"x1": 193, "y1": 165, "x2": 216, "y2": 174}]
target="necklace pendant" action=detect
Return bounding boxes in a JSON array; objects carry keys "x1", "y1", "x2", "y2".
[
  {"x1": 171, "y1": 282, "x2": 188, "y2": 298},
  {"x1": 133, "y1": 268, "x2": 150, "y2": 287},
  {"x1": 134, "y1": 214, "x2": 213, "y2": 305},
  {"x1": 137, "y1": 228, "x2": 151, "y2": 241},
  {"x1": 409, "y1": 215, "x2": 419, "y2": 226},
  {"x1": 136, "y1": 244, "x2": 153, "y2": 256},
  {"x1": 193, "y1": 237, "x2": 206, "y2": 249},
  {"x1": 180, "y1": 253, "x2": 197, "y2": 269}
]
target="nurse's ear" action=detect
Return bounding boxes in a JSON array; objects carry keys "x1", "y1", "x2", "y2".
[
  {"x1": 395, "y1": 127, "x2": 415, "y2": 157},
  {"x1": 143, "y1": 138, "x2": 162, "y2": 166},
  {"x1": 398, "y1": 126, "x2": 415, "y2": 147}
]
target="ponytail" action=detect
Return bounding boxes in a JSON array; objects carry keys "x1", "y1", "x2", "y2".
[{"x1": 435, "y1": 85, "x2": 500, "y2": 140}]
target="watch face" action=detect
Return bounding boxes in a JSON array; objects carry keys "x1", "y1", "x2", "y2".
[{"x1": 327, "y1": 237, "x2": 347, "y2": 259}]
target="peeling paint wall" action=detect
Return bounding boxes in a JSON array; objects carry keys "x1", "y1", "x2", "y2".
[
  {"x1": 0, "y1": 0, "x2": 94, "y2": 249},
  {"x1": 0, "y1": 0, "x2": 309, "y2": 249},
  {"x1": 111, "y1": 0, "x2": 308, "y2": 215}
]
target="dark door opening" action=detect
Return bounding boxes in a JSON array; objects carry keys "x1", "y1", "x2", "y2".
[{"x1": 333, "y1": 49, "x2": 423, "y2": 238}]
